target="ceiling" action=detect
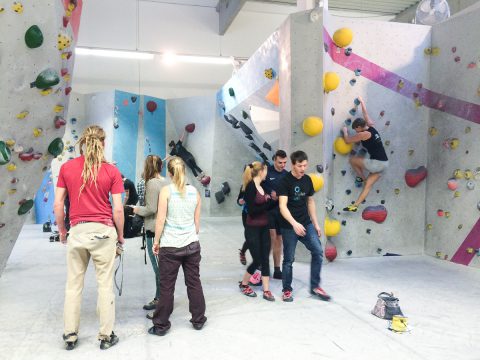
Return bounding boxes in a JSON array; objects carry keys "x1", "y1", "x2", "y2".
[{"x1": 251, "y1": 0, "x2": 420, "y2": 15}]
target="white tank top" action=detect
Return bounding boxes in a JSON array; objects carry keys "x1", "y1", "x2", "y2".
[{"x1": 160, "y1": 184, "x2": 199, "y2": 248}]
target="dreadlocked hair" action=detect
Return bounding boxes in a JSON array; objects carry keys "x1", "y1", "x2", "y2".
[
  {"x1": 78, "y1": 125, "x2": 106, "y2": 195},
  {"x1": 167, "y1": 156, "x2": 187, "y2": 197}
]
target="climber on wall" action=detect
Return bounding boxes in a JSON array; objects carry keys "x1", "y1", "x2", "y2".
[
  {"x1": 168, "y1": 124, "x2": 210, "y2": 186},
  {"x1": 342, "y1": 96, "x2": 389, "y2": 212}
]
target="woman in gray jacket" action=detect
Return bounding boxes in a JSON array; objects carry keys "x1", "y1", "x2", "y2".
[{"x1": 132, "y1": 155, "x2": 168, "y2": 317}]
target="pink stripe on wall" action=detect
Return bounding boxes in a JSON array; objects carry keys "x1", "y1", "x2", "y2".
[
  {"x1": 63, "y1": 0, "x2": 83, "y2": 41},
  {"x1": 451, "y1": 219, "x2": 480, "y2": 265},
  {"x1": 323, "y1": 29, "x2": 480, "y2": 124}
]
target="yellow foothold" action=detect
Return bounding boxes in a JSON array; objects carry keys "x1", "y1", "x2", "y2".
[
  {"x1": 428, "y1": 127, "x2": 438, "y2": 136},
  {"x1": 5, "y1": 139, "x2": 16, "y2": 147},
  {"x1": 445, "y1": 211, "x2": 451, "y2": 218},
  {"x1": 33, "y1": 128, "x2": 43, "y2": 137},
  {"x1": 467, "y1": 247, "x2": 474, "y2": 253},
  {"x1": 11, "y1": 2, "x2": 23, "y2": 13},
  {"x1": 0, "y1": 201, "x2": 4, "y2": 207},
  {"x1": 384, "y1": 140, "x2": 390, "y2": 146},
  {"x1": 424, "y1": 48, "x2": 432, "y2": 55},
  {"x1": 57, "y1": 33, "x2": 72, "y2": 51},
  {"x1": 454, "y1": 191, "x2": 460, "y2": 198},
  {"x1": 394, "y1": 188, "x2": 400, "y2": 195},
  {"x1": 63, "y1": 74, "x2": 71, "y2": 81},
  {"x1": 435, "y1": 251, "x2": 442, "y2": 258},
  {"x1": 66, "y1": 141, "x2": 71, "y2": 145},
  {"x1": 449, "y1": 138, "x2": 459, "y2": 149},
  {"x1": 465, "y1": 170, "x2": 473, "y2": 180},
  {"x1": 414, "y1": 98, "x2": 422, "y2": 108},
  {"x1": 454, "y1": 169, "x2": 464, "y2": 179},
  {"x1": 7, "y1": 163, "x2": 17, "y2": 171},
  {"x1": 426, "y1": 224, "x2": 433, "y2": 230},
  {"x1": 8, "y1": 189, "x2": 17, "y2": 195},
  {"x1": 431, "y1": 47, "x2": 440, "y2": 56},
  {"x1": 54, "y1": 105, "x2": 64, "y2": 113},
  {"x1": 40, "y1": 88, "x2": 53, "y2": 96},
  {"x1": 16, "y1": 111, "x2": 29, "y2": 119}
]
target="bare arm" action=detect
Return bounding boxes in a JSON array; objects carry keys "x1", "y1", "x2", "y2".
[
  {"x1": 358, "y1": 96, "x2": 374, "y2": 126},
  {"x1": 53, "y1": 187, "x2": 68, "y2": 243},
  {"x1": 307, "y1": 196, "x2": 322, "y2": 237},
  {"x1": 153, "y1": 186, "x2": 169, "y2": 254},
  {"x1": 194, "y1": 191, "x2": 201, "y2": 234},
  {"x1": 279, "y1": 195, "x2": 306, "y2": 236},
  {"x1": 179, "y1": 130, "x2": 186, "y2": 143},
  {"x1": 342, "y1": 129, "x2": 371, "y2": 144},
  {"x1": 112, "y1": 193, "x2": 125, "y2": 244}
]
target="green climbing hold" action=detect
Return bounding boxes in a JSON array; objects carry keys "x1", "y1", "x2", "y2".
[
  {"x1": 228, "y1": 88, "x2": 235, "y2": 97},
  {"x1": 32, "y1": 68, "x2": 59, "y2": 89},
  {"x1": 48, "y1": 138, "x2": 64, "y2": 157},
  {"x1": 0, "y1": 141, "x2": 12, "y2": 165},
  {"x1": 25, "y1": 25, "x2": 44, "y2": 48},
  {"x1": 18, "y1": 199, "x2": 34, "y2": 215}
]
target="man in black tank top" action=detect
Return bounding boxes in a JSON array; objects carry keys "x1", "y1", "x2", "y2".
[{"x1": 341, "y1": 97, "x2": 389, "y2": 212}]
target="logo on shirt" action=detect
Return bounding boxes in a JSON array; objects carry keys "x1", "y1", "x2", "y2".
[
  {"x1": 293, "y1": 186, "x2": 305, "y2": 201},
  {"x1": 269, "y1": 177, "x2": 275, "y2": 181}
]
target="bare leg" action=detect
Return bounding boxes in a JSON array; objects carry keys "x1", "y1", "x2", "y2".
[
  {"x1": 241, "y1": 272, "x2": 251, "y2": 286},
  {"x1": 350, "y1": 156, "x2": 366, "y2": 180},
  {"x1": 262, "y1": 276, "x2": 270, "y2": 292},
  {"x1": 354, "y1": 172, "x2": 381, "y2": 206}
]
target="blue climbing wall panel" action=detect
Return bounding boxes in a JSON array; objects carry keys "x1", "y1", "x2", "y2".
[
  {"x1": 34, "y1": 171, "x2": 54, "y2": 224},
  {"x1": 113, "y1": 90, "x2": 140, "y2": 182},
  {"x1": 143, "y1": 96, "x2": 166, "y2": 161}
]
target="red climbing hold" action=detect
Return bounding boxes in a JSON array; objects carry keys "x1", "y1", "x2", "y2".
[
  {"x1": 65, "y1": 86, "x2": 72, "y2": 95},
  {"x1": 405, "y1": 166, "x2": 427, "y2": 187},
  {"x1": 54, "y1": 116, "x2": 67, "y2": 129},
  {"x1": 63, "y1": 16, "x2": 69, "y2": 27},
  {"x1": 325, "y1": 242, "x2": 337, "y2": 262},
  {"x1": 362, "y1": 205, "x2": 388, "y2": 224},
  {"x1": 200, "y1": 176, "x2": 211, "y2": 186},
  {"x1": 185, "y1": 123, "x2": 195, "y2": 133}
]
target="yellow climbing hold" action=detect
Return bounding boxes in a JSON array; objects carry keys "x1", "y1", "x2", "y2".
[
  {"x1": 334, "y1": 137, "x2": 353, "y2": 155},
  {"x1": 332, "y1": 28, "x2": 353, "y2": 48},
  {"x1": 465, "y1": 170, "x2": 473, "y2": 180},
  {"x1": 8, "y1": 189, "x2": 17, "y2": 195},
  {"x1": 394, "y1": 188, "x2": 400, "y2": 195},
  {"x1": 449, "y1": 138, "x2": 459, "y2": 149},
  {"x1": 426, "y1": 224, "x2": 432, "y2": 230},
  {"x1": 7, "y1": 163, "x2": 17, "y2": 171},
  {"x1": 323, "y1": 72, "x2": 340, "y2": 93},
  {"x1": 325, "y1": 217, "x2": 341, "y2": 237},
  {"x1": 33, "y1": 128, "x2": 43, "y2": 137},
  {"x1": 308, "y1": 173, "x2": 324, "y2": 192},
  {"x1": 40, "y1": 88, "x2": 53, "y2": 96},
  {"x1": 445, "y1": 211, "x2": 451, "y2": 218},
  {"x1": 431, "y1": 47, "x2": 440, "y2": 55},
  {"x1": 57, "y1": 33, "x2": 72, "y2": 51},
  {"x1": 454, "y1": 191, "x2": 460, "y2": 198},
  {"x1": 11, "y1": 2, "x2": 23, "y2": 13},
  {"x1": 302, "y1": 116, "x2": 323, "y2": 136},
  {"x1": 428, "y1": 127, "x2": 438, "y2": 136},
  {"x1": 5, "y1": 139, "x2": 15, "y2": 147},
  {"x1": 16, "y1": 111, "x2": 29, "y2": 119},
  {"x1": 54, "y1": 105, "x2": 64, "y2": 113},
  {"x1": 63, "y1": 74, "x2": 71, "y2": 81},
  {"x1": 454, "y1": 169, "x2": 464, "y2": 179}
]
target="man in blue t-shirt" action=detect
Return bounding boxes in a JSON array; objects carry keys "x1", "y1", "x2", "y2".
[
  {"x1": 263, "y1": 150, "x2": 288, "y2": 280},
  {"x1": 277, "y1": 150, "x2": 330, "y2": 303}
]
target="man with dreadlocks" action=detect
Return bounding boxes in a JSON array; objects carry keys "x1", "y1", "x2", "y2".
[{"x1": 54, "y1": 125, "x2": 125, "y2": 351}]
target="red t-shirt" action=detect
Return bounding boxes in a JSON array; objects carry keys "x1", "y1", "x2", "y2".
[{"x1": 57, "y1": 156, "x2": 124, "y2": 227}]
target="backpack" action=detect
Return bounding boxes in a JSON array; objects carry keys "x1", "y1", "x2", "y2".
[{"x1": 371, "y1": 292, "x2": 404, "y2": 320}]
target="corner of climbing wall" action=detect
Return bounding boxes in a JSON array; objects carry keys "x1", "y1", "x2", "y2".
[
  {"x1": 0, "y1": 0, "x2": 82, "y2": 275},
  {"x1": 424, "y1": 2, "x2": 480, "y2": 267}
]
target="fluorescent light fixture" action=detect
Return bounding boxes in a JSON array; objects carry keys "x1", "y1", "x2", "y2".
[
  {"x1": 75, "y1": 46, "x2": 233, "y2": 65},
  {"x1": 75, "y1": 47, "x2": 154, "y2": 60}
]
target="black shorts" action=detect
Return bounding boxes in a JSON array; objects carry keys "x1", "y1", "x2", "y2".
[{"x1": 268, "y1": 207, "x2": 282, "y2": 234}]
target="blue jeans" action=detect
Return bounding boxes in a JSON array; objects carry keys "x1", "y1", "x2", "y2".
[{"x1": 281, "y1": 223, "x2": 324, "y2": 292}]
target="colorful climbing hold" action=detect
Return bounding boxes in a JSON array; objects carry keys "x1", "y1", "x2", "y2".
[
  {"x1": 18, "y1": 199, "x2": 34, "y2": 215},
  {"x1": 33, "y1": 128, "x2": 43, "y2": 137},
  {"x1": 405, "y1": 166, "x2": 427, "y2": 187},
  {"x1": 362, "y1": 205, "x2": 387, "y2": 224},
  {"x1": 408, "y1": 150, "x2": 414, "y2": 156},
  {"x1": 308, "y1": 173, "x2": 324, "y2": 192},
  {"x1": 31, "y1": 69, "x2": 60, "y2": 90},
  {"x1": 0, "y1": 141, "x2": 12, "y2": 165},
  {"x1": 447, "y1": 178, "x2": 458, "y2": 191},
  {"x1": 264, "y1": 68, "x2": 275, "y2": 79},
  {"x1": 428, "y1": 127, "x2": 438, "y2": 136},
  {"x1": 464, "y1": 169, "x2": 473, "y2": 180},
  {"x1": 454, "y1": 56, "x2": 461, "y2": 63},
  {"x1": 302, "y1": 116, "x2": 323, "y2": 136},
  {"x1": 228, "y1": 88, "x2": 235, "y2": 97},
  {"x1": 25, "y1": 25, "x2": 44, "y2": 49},
  {"x1": 325, "y1": 243, "x2": 337, "y2": 262},
  {"x1": 465, "y1": 126, "x2": 471, "y2": 134},
  {"x1": 332, "y1": 28, "x2": 353, "y2": 48},
  {"x1": 57, "y1": 32, "x2": 72, "y2": 51},
  {"x1": 334, "y1": 137, "x2": 353, "y2": 155},
  {"x1": 453, "y1": 169, "x2": 464, "y2": 179},
  {"x1": 426, "y1": 224, "x2": 432, "y2": 230},
  {"x1": 323, "y1": 72, "x2": 340, "y2": 93},
  {"x1": 324, "y1": 217, "x2": 341, "y2": 236},
  {"x1": 467, "y1": 181, "x2": 475, "y2": 190},
  {"x1": 384, "y1": 140, "x2": 390, "y2": 146},
  {"x1": 379, "y1": 110, "x2": 385, "y2": 117},
  {"x1": 16, "y1": 111, "x2": 29, "y2": 119},
  {"x1": 344, "y1": 47, "x2": 352, "y2": 56},
  {"x1": 354, "y1": 69, "x2": 361, "y2": 76},
  {"x1": 11, "y1": 2, "x2": 23, "y2": 13},
  {"x1": 48, "y1": 138, "x2": 64, "y2": 157},
  {"x1": 54, "y1": 105, "x2": 64, "y2": 113},
  {"x1": 454, "y1": 191, "x2": 460, "y2": 198},
  {"x1": 437, "y1": 209, "x2": 444, "y2": 217},
  {"x1": 397, "y1": 79, "x2": 405, "y2": 89}
]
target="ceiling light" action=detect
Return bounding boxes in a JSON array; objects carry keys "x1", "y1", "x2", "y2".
[
  {"x1": 162, "y1": 51, "x2": 178, "y2": 65},
  {"x1": 176, "y1": 55, "x2": 232, "y2": 65},
  {"x1": 75, "y1": 47, "x2": 154, "y2": 60}
]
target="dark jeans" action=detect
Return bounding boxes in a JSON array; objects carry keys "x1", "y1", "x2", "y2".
[
  {"x1": 185, "y1": 157, "x2": 203, "y2": 177},
  {"x1": 152, "y1": 241, "x2": 206, "y2": 331},
  {"x1": 281, "y1": 223, "x2": 323, "y2": 292},
  {"x1": 245, "y1": 225, "x2": 271, "y2": 277}
]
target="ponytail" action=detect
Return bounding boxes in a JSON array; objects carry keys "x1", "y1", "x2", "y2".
[
  {"x1": 241, "y1": 161, "x2": 264, "y2": 190},
  {"x1": 167, "y1": 156, "x2": 186, "y2": 196}
]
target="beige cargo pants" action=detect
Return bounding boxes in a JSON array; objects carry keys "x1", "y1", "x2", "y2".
[{"x1": 63, "y1": 222, "x2": 117, "y2": 341}]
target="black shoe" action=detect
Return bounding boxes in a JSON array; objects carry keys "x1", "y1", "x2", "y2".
[
  {"x1": 192, "y1": 322, "x2": 205, "y2": 330},
  {"x1": 148, "y1": 326, "x2": 168, "y2": 336},
  {"x1": 99, "y1": 332, "x2": 119, "y2": 350},
  {"x1": 146, "y1": 312, "x2": 153, "y2": 320},
  {"x1": 63, "y1": 333, "x2": 77, "y2": 351},
  {"x1": 273, "y1": 270, "x2": 282, "y2": 280},
  {"x1": 143, "y1": 298, "x2": 158, "y2": 310}
]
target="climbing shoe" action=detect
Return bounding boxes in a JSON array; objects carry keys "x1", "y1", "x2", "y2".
[
  {"x1": 63, "y1": 333, "x2": 77, "y2": 351},
  {"x1": 99, "y1": 332, "x2": 119, "y2": 350},
  {"x1": 343, "y1": 204, "x2": 358, "y2": 212}
]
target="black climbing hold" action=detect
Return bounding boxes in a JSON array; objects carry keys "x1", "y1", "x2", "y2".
[
  {"x1": 345, "y1": 119, "x2": 352, "y2": 126},
  {"x1": 341, "y1": 220, "x2": 346, "y2": 226},
  {"x1": 25, "y1": 25, "x2": 44, "y2": 48},
  {"x1": 354, "y1": 69, "x2": 361, "y2": 76},
  {"x1": 18, "y1": 199, "x2": 34, "y2": 215},
  {"x1": 346, "y1": 250, "x2": 352, "y2": 256},
  {"x1": 263, "y1": 142, "x2": 272, "y2": 151},
  {"x1": 324, "y1": 43, "x2": 329, "y2": 52},
  {"x1": 242, "y1": 110, "x2": 249, "y2": 119},
  {"x1": 349, "y1": 79, "x2": 356, "y2": 86},
  {"x1": 239, "y1": 121, "x2": 252, "y2": 135},
  {"x1": 345, "y1": 47, "x2": 352, "y2": 56},
  {"x1": 48, "y1": 138, "x2": 64, "y2": 157},
  {"x1": 376, "y1": 248, "x2": 382, "y2": 254},
  {"x1": 366, "y1": 229, "x2": 371, "y2": 234},
  {"x1": 131, "y1": 96, "x2": 137, "y2": 103},
  {"x1": 346, "y1": 189, "x2": 351, "y2": 195},
  {"x1": 349, "y1": 108, "x2": 356, "y2": 116},
  {"x1": 331, "y1": 108, "x2": 335, "y2": 116},
  {"x1": 376, "y1": 190, "x2": 380, "y2": 194},
  {"x1": 221, "y1": 181, "x2": 231, "y2": 195},
  {"x1": 249, "y1": 143, "x2": 261, "y2": 153},
  {"x1": 316, "y1": 165, "x2": 323, "y2": 173},
  {"x1": 341, "y1": 170, "x2": 346, "y2": 176},
  {"x1": 245, "y1": 135, "x2": 253, "y2": 140},
  {"x1": 71, "y1": 118, "x2": 77, "y2": 125},
  {"x1": 333, "y1": 154, "x2": 336, "y2": 159},
  {"x1": 259, "y1": 153, "x2": 269, "y2": 163},
  {"x1": 354, "y1": 98, "x2": 360, "y2": 106},
  {"x1": 215, "y1": 190, "x2": 225, "y2": 204},
  {"x1": 228, "y1": 88, "x2": 235, "y2": 97},
  {"x1": 381, "y1": 200, "x2": 385, "y2": 204}
]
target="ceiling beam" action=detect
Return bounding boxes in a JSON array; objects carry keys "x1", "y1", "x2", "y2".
[{"x1": 218, "y1": 0, "x2": 247, "y2": 35}]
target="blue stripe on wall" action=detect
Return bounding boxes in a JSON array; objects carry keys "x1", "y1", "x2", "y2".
[
  {"x1": 35, "y1": 171, "x2": 54, "y2": 224},
  {"x1": 113, "y1": 90, "x2": 139, "y2": 182},
  {"x1": 143, "y1": 96, "x2": 166, "y2": 175}
]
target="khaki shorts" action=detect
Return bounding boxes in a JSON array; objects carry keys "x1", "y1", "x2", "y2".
[{"x1": 364, "y1": 158, "x2": 389, "y2": 173}]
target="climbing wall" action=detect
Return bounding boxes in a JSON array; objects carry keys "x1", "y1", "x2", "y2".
[
  {"x1": 166, "y1": 96, "x2": 252, "y2": 216},
  {"x1": 324, "y1": 16, "x2": 431, "y2": 258},
  {"x1": 0, "y1": 0, "x2": 82, "y2": 274},
  {"x1": 424, "y1": 3, "x2": 480, "y2": 267}
]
